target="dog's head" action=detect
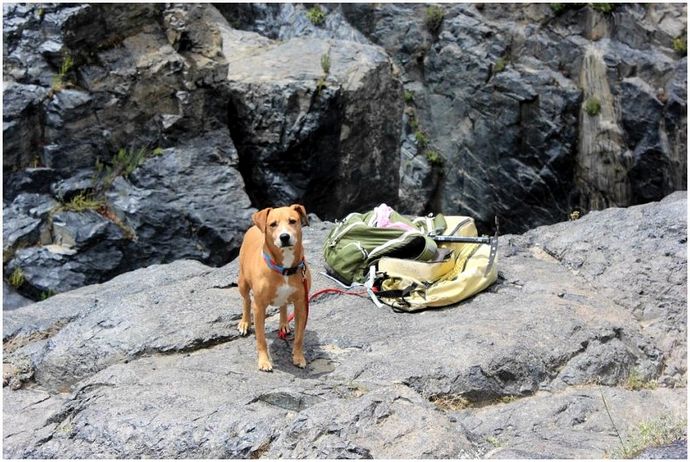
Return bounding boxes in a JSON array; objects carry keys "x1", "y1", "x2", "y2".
[{"x1": 252, "y1": 204, "x2": 309, "y2": 250}]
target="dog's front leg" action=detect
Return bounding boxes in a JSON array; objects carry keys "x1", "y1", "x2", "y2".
[
  {"x1": 253, "y1": 301, "x2": 272, "y2": 371},
  {"x1": 292, "y1": 302, "x2": 307, "y2": 368},
  {"x1": 279, "y1": 304, "x2": 291, "y2": 337}
]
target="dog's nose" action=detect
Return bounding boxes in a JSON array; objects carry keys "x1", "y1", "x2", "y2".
[{"x1": 279, "y1": 233, "x2": 291, "y2": 245}]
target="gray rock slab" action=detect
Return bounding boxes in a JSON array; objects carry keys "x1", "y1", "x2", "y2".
[
  {"x1": 454, "y1": 386, "x2": 686, "y2": 459},
  {"x1": 2, "y1": 187, "x2": 687, "y2": 458},
  {"x1": 521, "y1": 191, "x2": 687, "y2": 386}
]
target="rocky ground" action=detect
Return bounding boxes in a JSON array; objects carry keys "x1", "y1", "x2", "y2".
[{"x1": 3, "y1": 192, "x2": 686, "y2": 458}]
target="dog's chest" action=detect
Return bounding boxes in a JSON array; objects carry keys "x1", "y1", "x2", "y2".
[{"x1": 270, "y1": 279, "x2": 296, "y2": 306}]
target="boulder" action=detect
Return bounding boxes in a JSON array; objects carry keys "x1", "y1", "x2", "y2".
[
  {"x1": 3, "y1": 168, "x2": 63, "y2": 202},
  {"x1": 3, "y1": 194, "x2": 686, "y2": 458},
  {"x1": 3, "y1": 193, "x2": 57, "y2": 263},
  {"x1": 2, "y1": 4, "x2": 256, "y2": 301},
  {"x1": 106, "y1": 130, "x2": 254, "y2": 267},
  {"x1": 222, "y1": 25, "x2": 403, "y2": 219},
  {"x1": 2, "y1": 83, "x2": 48, "y2": 169}
]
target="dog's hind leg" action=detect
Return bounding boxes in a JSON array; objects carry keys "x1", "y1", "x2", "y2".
[
  {"x1": 279, "y1": 304, "x2": 291, "y2": 337},
  {"x1": 237, "y1": 276, "x2": 252, "y2": 336}
]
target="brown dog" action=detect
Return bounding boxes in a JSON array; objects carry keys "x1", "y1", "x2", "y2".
[{"x1": 237, "y1": 204, "x2": 312, "y2": 371}]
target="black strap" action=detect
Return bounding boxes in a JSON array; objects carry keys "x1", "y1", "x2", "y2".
[{"x1": 375, "y1": 283, "x2": 417, "y2": 299}]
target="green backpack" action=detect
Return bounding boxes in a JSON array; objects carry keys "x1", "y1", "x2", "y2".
[{"x1": 322, "y1": 208, "x2": 445, "y2": 285}]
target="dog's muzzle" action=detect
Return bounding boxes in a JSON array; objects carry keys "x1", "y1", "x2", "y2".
[{"x1": 279, "y1": 233, "x2": 292, "y2": 247}]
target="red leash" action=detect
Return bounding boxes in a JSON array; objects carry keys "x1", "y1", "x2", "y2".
[{"x1": 277, "y1": 284, "x2": 369, "y2": 339}]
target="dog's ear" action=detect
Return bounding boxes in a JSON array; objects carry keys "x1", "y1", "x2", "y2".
[
  {"x1": 291, "y1": 204, "x2": 309, "y2": 227},
  {"x1": 252, "y1": 208, "x2": 272, "y2": 233}
]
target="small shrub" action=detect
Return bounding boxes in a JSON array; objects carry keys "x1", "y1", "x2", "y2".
[
  {"x1": 610, "y1": 416, "x2": 687, "y2": 458},
  {"x1": 569, "y1": 210, "x2": 581, "y2": 221},
  {"x1": 113, "y1": 147, "x2": 148, "y2": 178},
  {"x1": 320, "y1": 52, "x2": 331, "y2": 75},
  {"x1": 404, "y1": 90, "x2": 415, "y2": 105},
  {"x1": 63, "y1": 192, "x2": 105, "y2": 212},
  {"x1": 425, "y1": 149, "x2": 444, "y2": 167},
  {"x1": 306, "y1": 5, "x2": 326, "y2": 26},
  {"x1": 425, "y1": 5, "x2": 445, "y2": 34},
  {"x1": 414, "y1": 130, "x2": 429, "y2": 149},
  {"x1": 51, "y1": 54, "x2": 74, "y2": 92},
  {"x1": 39, "y1": 290, "x2": 57, "y2": 301},
  {"x1": 9, "y1": 267, "x2": 24, "y2": 288},
  {"x1": 672, "y1": 36, "x2": 687, "y2": 56},
  {"x1": 624, "y1": 368, "x2": 657, "y2": 391},
  {"x1": 486, "y1": 436, "x2": 502, "y2": 447},
  {"x1": 429, "y1": 393, "x2": 469, "y2": 411},
  {"x1": 95, "y1": 147, "x2": 159, "y2": 194},
  {"x1": 550, "y1": 3, "x2": 566, "y2": 14},
  {"x1": 494, "y1": 57, "x2": 507, "y2": 74},
  {"x1": 584, "y1": 97, "x2": 601, "y2": 116},
  {"x1": 591, "y1": 3, "x2": 613, "y2": 14}
]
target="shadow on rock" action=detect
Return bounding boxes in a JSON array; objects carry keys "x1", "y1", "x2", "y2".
[{"x1": 268, "y1": 329, "x2": 334, "y2": 378}]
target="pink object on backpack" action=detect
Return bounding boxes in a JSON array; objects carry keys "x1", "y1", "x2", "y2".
[{"x1": 371, "y1": 204, "x2": 417, "y2": 231}]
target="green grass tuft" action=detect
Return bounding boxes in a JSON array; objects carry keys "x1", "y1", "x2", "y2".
[
  {"x1": 320, "y1": 52, "x2": 331, "y2": 75},
  {"x1": 306, "y1": 5, "x2": 326, "y2": 26},
  {"x1": 584, "y1": 97, "x2": 601, "y2": 116},
  {"x1": 424, "y1": 149, "x2": 444, "y2": 167},
  {"x1": 9, "y1": 267, "x2": 25, "y2": 288},
  {"x1": 610, "y1": 416, "x2": 687, "y2": 458},
  {"x1": 425, "y1": 5, "x2": 445, "y2": 34},
  {"x1": 51, "y1": 54, "x2": 74, "y2": 92},
  {"x1": 414, "y1": 130, "x2": 429, "y2": 149},
  {"x1": 591, "y1": 3, "x2": 614, "y2": 14},
  {"x1": 486, "y1": 435, "x2": 502, "y2": 448},
  {"x1": 62, "y1": 192, "x2": 105, "y2": 212},
  {"x1": 113, "y1": 147, "x2": 148, "y2": 178},
  {"x1": 624, "y1": 368, "x2": 657, "y2": 391},
  {"x1": 672, "y1": 36, "x2": 687, "y2": 56},
  {"x1": 404, "y1": 90, "x2": 415, "y2": 105},
  {"x1": 550, "y1": 3, "x2": 566, "y2": 14},
  {"x1": 39, "y1": 289, "x2": 57, "y2": 301},
  {"x1": 494, "y1": 57, "x2": 507, "y2": 74}
]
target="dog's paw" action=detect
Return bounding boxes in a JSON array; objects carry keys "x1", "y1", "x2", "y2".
[
  {"x1": 279, "y1": 323, "x2": 291, "y2": 337},
  {"x1": 258, "y1": 358, "x2": 273, "y2": 372},
  {"x1": 237, "y1": 320, "x2": 250, "y2": 336},
  {"x1": 292, "y1": 354, "x2": 307, "y2": 369}
]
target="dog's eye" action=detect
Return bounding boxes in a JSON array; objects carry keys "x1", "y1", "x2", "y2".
[
  {"x1": 288, "y1": 218, "x2": 297, "y2": 225},
  {"x1": 269, "y1": 222, "x2": 278, "y2": 228}
]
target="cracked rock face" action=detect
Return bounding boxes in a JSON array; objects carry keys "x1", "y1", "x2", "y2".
[
  {"x1": 3, "y1": 3, "x2": 687, "y2": 300},
  {"x1": 2, "y1": 3, "x2": 402, "y2": 299},
  {"x1": 3, "y1": 3, "x2": 255, "y2": 299},
  {"x1": 335, "y1": 2, "x2": 686, "y2": 232},
  {"x1": 3, "y1": 194, "x2": 686, "y2": 458}
]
